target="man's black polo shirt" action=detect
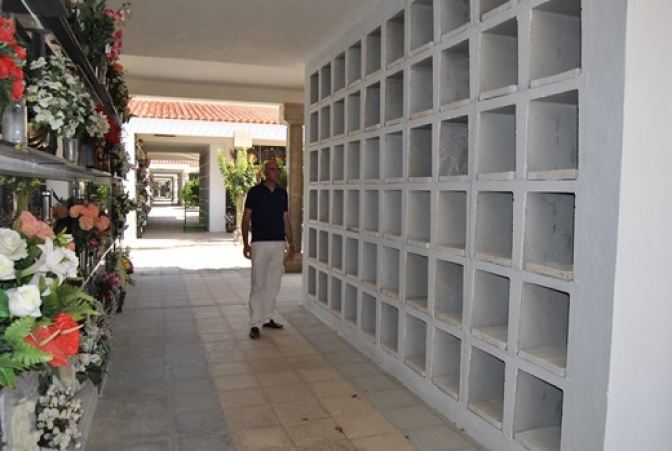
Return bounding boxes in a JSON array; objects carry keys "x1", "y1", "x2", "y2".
[{"x1": 244, "y1": 182, "x2": 288, "y2": 242}]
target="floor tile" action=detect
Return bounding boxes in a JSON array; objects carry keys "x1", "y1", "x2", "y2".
[
  {"x1": 232, "y1": 424, "x2": 294, "y2": 450},
  {"x1": 273, "y1": 400, "x2": 330, "y2": 425},
  {"x1": 332, "y1": 411, "x2": 397, "y2": 439},
  {"x1": 223, "y1": 404, "x2": 282, "y2": 431},
  {"x1": 351, "y1": 432, "x2": 418, "y2": 451},
  {"x1": 283, "y1": 417, "x2": 344, "y2": 447}
]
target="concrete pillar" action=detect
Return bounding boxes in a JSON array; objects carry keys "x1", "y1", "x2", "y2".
[{"x1": 280, "y1": 103, "x2": 304, "y2": 273}]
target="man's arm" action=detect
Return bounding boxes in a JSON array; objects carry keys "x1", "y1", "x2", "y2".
[
  {"x1": 283, "y1": 211, "x2": 295, "y2": 261},
  {"x1": 242, "y1": 208, "x2": 253, "y2": 259}
]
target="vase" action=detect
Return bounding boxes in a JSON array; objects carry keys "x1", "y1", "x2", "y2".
[
  {"x1": 62, "y1": 138, "x2": 80, "y2": 164},
  {"x1": 94, "y1": 66, "x2": 107, "y2": 85},
  {"x1": 2, "y1": 97, "x2": 27, "y2": 145},
  {"x1": 80, "y1": 142, "x2": 96, "y2": 168},
  {"x1": 28, "y1": 123, "x2": 57, "y2": 155}
]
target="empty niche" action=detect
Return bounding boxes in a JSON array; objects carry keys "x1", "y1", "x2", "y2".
[
  {"x1": 320, "y1": 106, "x2": 331, "y2": 142},
  {"x1": 344, "y1": 283, "x2": 358, "y2": 327},
  {"x1": 439, "y1": 116, "x2": 469, "y2": 180},
  {"x1": 320, "y1": 147, "x2": 331, "y2": 183},
  {"x1": 380, "y1": 246, "x2": 400, "y2": 299},
  {"x1": 386, "y1": 10, "x2": 405, "y2": 67},
  {"x1": 334, "y1": 52, "x2": 346, "y2": 93},
  {"x1": 366, "y1": 27, "x2": 382, "y2": 76},
  {"x1": 475, "y1": 192, "x2": 514, "y2": 266},
  {"x1": 435, "y1": 259, "x2": 464, "y2": 328},
  {"x1": 441, "y1": 0, "x2": 470, "y2": 37},
  {"x1": 409, "y1": 123, "x2": 433, "y2": 180},
  {"x1": 410, "y1": 57, "x2": 434, "y2": 117},
  {"x1": 405, "y1": 252, "x2": 429, "y2": 313},
  {"x1": 471, "y1": 270, "x2": 510, "y2": 350},
  {"x1": 480, "y1": 19, "x2": 518, "y2": 99},
  {"x1": 333, "y1": 99, "x2": 345, "y2": 137},
  {"x1": 514, "y1": 370, "x2": 564, "y2": 451},
  {"x1": 365, "y1": 82, "x2": 381, "y2": 129},
  {"x1": 347, "y1": 40, "x2": 362, "y2": 85},
  {"x1": 330, "y1": 276, "x2": 343, "y2": 316},
  {"x1": 318, "y1": 230, "x2": 329, "y2": 264},
  {"x1": 441, "y1": 39, "x2": 470, "y2": 107},
  {"x1": 308, "y1": 228, "x2": 318, "y2": 260},
  {"x1": 310, "y1": 71, "x2": 319, "y2": 104},
  {"x1": 333, "y1": 144, "x2": 345, "y2": 182},
  {"x1": 347, "y1": 91, "x2": 362, "y2": 133},
  {"x1": 331, "y1": 234, "x2": 343, "y2": 272},
  {"x1": 432, "y1": 328, "x2": 462, "y2": 399},
  {"x1": 363, "y1": 190, "x2": 380, "y2": 233},
  {"x1": 347, "y1": 140, "x2": 361, "y2": 182},
  {"x1": 310, "y1": 111, "x2": 319, "y2": 143},
  {"x1": 361, "y1": 292, "x2": 378, "y2": 342},
  {"x1": 321, "y1": 62, "x2": 332, "y2": 100},
  {"x1": 528, "y1": 91, "x2": 578, "y2": 180},
  {"x1": 380, "y1": 302, "x2": 400, "y2": 355},
  {"x1": 468, "y1": 347, "x2": 505, "y2": 429},
  {"x1": 309, "y1": 190, "x2": 318, "y2": 221},
  {"x1": 407, "y1": 191, "x2": 431, "y2": 246},
  {"x1": 478, "y1": 105, "x2": 516, "y2": 179},
  {"x1": 318, "y1": 270, "x2": 329, "y2": 305},
  {"x1": 383, "y1": 190, "x2": 402, "y2": 239},
  {"x1": 519, "y1": 283, "x2": 569, "y2": 376},
  {"x1": 480, "y1": 0, "x2": 513, "y2": 21},
  {"x1": 411, "y1": 0, "x2": 434, "y2": 52},
  {"x1": 530, "y1": 0, "x2": 581, "y2": 86},
  {"x1": 404, "y1": 314, "x2": 427, "y2": 376},
  {"x1": 437, "y1": 191, "x2": 467, "y2": 254},
  {"x1": 524, "y1": 192, "x2": 575, "y2": 280},
  {"x1": 345, "y1": 189, "x2": 360, "y2": 232},
  {"x1": 319, "y1": 190, "x2": 330, "y2": 223},
  {"x1": 332, "y1": 190, "x2": 344, "y2": 227},
  {"x1": 309, "y1": 150, "x2": 319, "y2": 183},
  {"x1": 362, "y1": 242, "x2": 378, "y2": 289},
  {"x1": 385, "y1": 70, "x2": 404, "y2": 124},
  {"x1": 385, "y1": 131, "x2": 404, "y2": 180},
  {"x1": 345, "y1": 237, "x2": 359, "y2": 279},
  {"x1": 308, "y1": 265, "x2": 317, "y2": 298},
  {"x1": 364, "y1": 136, "x2": 381, "y2": 180}
]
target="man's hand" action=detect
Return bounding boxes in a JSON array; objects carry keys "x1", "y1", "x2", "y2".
[
  {"x1": 286, "y1": 246, "x2": 296, "y2": 262},
  {"x1": 243, "y1": 244, "x2": 251, "y2": 259}
]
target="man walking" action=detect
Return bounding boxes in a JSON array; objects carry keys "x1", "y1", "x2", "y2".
[{"x1": 242, "y1": 159, "x2": 296, "y2": 339}]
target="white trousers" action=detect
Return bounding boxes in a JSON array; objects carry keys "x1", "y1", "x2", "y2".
[{"x1": 248, "y1": 241, "x2": 286, "y2": 328}]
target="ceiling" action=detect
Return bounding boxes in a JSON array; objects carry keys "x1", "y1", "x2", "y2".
[{"x1": 107, "y1": 0, "x2": 385, "y2": 105}]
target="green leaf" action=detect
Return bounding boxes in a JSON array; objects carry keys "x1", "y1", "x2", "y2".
[
  {"x1": 0, "y1": 366, "x2": 16, "y2": 388},
  {"x1": 3, "y1": 317, "x2": 35, "y2": 344},
  {"x1": 0, "y1": 290, "x2": 9, "y2": 318}
]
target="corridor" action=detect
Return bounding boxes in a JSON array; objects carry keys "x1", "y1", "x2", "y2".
[{"x1": 86, "y1": 204, "x2": 484, "y2": 451}]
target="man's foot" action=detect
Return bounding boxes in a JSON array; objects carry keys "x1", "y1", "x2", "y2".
[
  {"x1": 262, "y1": 319, "x2": 284, "y2": 329},
  {"x1": 249, "y1": 327, "x2": 260, "y2": 339}
]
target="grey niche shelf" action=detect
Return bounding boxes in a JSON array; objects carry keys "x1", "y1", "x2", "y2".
[
  {"x1": 528, "y1": 91, "x2": 579, "y2": 181},
  {"x1": 334, "y1": 52, "x2": 346, "y2": 92},
  {"x1": 345, "y1": 237, "x2": 359, "y2": 280},
  {"x1": 475, "y1": 192, "x2": 514, "y2": 267},
  {"x1": 519, "y1": 283, "x2": 569, "y2": 376},
  {"x1": 361, "y1": 292, "x2": 378, "y2": 342},
  {"x1": 471, "y1": 270, "x2": 510, "y2": 350},
  {"x1": 318, "y1": 230, "x2": 329, "y2": 264},
  {"x1": 524, "y1": 192, "x2": 575, "y2": 280},
  {"x1": 333, "y1": 99, "x2": 345, "y2": 137},
  {"x1": 319, "y1": 190, "x2": 330, "y2": 223},
  {"x1": 363, "y1": 136, "x2": 381, "y2": 181},
  {"x1": 409, "y1": 123, "x2": 433, "y2": 180},
  {"x1": 365, "y1": 82, "x2": 382, "y2": 129},
  {"x1": 480, "y1": 19, "x2": 518, "y2": 99},
  {"x1": 405, "y1": 252, "x2": 429, "y2": 313},
  {"x1": 308, "y1": 266, "x2": 317, "y2": 298},
  {"x1": 383, "y1": 190, "x2": 403, "y2": 239},
  {"x1": 366, "y1": 26, "x2": 382, "y2": 76},
  {"x1": 345, "y1": 189, "x2": 360, "y2": 232},
  {"x1": 468, "y1": 347, "x2": 505, "y2": 430},
  {"x1": 309, "y1": 112, "x2": 319, "y2": 143},
  {"x1": 347, "y1": 140, "x2": 361, "y2": 182},
  {"x1": 320, "y1": 105, "x2": 331, "y2": 141},
  {"x1": 411, "y1": 0, "x2": 434, "y2": 53},
  {"x1": 480, "y1": 0, "x2": 513, "y2": 21},
  {"x1": 330, "y1": 276, "x2": 343, "y2": 316},
  {"x1": 432, "y1": 328, "x2": 462, "y2": 399},
  {"x1": 318, "y1": 270, "x2": 329, "y2": 306},
  {"x1": 308, "y1": 228, "x2": 317, "y2": 260},
  {"x1": 333, "y1": 144, "x2": 345, "y2": 183},
  {"x1": 332, "y1": 189, "x2": 344, "y2": 227},
  {"x1": 441, "y1": 0, "x2": 470, "y2": 37},
  {"x1": 362, "y1": 241, "x2": 378, "y2": 290},
  {"x1": 331, "y1": 233, "x2": 343, "y2": 272},
  {"x1": 410, "y1": 57, "x2": 434, "y2": 117},
  {"x1": 407, "y1": 190, "x2": 431, "y2": 247},
  {"x1": 439, "y1": 115, "x2": 469, "y2": 180},
  {"x1": 320, "y1": 147, "x2": 331, "y2": 183},
  {"x1": 321, "y1": 62, "x2": 332, "y2": 100},
  {"x1": 478, "y1": 105, "x2": 516, "y2": 180},
  {"x1": 514, "y1": 370, "x2": 563, "y2": 451},
  {"x1": 344, "y1": 283, "x2": 358, "y2": 328},
  {"x1": 380, "y1": 246, "x2": 400, "y2": 300},
  {"x1": 404, "y1": 314, "x2": 427, "y2": 376},
  {"x1": 441, "y1": 39, "x2": 470, "y2": 108},
  {"x1": 435, "y1": 259, "x2": 464, "y2": 328},
  {"x1": 530, "y1": 0, "x2": 581, "y2": 87},
  {"x1": 310, "y1": 71, "x2": 319, "y2": 104},
  {"x1": 385, "y1": 130, "x2": 404, "y2": 180},
  {"x1": 363, "y1": 190, "x2": 380, "y2": 233},
  {"x1": 380, "y1": 301, "x2": 400, "y2": 355},
  {"x1": 347, "y1": 91, "x2": 362, "y2": 134},
  {"x1": 309, "y1": 150, "x2": 319, "y2": 183},
  {"x1": 385, "y1": 70, "x2": 404, "y2": 124},
  {"x1": 308, "y1": 190, "x2": 318, "y2": 221},
  {"x1": 437, "y1": 191, "x2": 467, "y2": 255},
  {"x1": 347, "y1": 40, "x2": 363, "y2": 85},
  {"x1": 386, "y1": 10, "x2": 405, "y2": 67}
]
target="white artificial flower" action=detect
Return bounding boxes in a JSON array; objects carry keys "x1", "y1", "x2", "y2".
[
  {"x1": 38, "y1": 239, "x2": 78, "y2": 284},
  {"x1": 0, "y1": 228, "x2": 28, "y2": 261},
  {"x1": 7, "y1": 284, "x2": 42, "y2": 317},
  {"x1": 0, "y1": 254, "x2": 15, "y2": 280}
]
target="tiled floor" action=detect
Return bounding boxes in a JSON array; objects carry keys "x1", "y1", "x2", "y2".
[{"x1": 87, "y1": 205, "x2": 484, "y2": 451}]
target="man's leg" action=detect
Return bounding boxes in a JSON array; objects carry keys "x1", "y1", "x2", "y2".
[
  {"x1": 262, "y1": 241, "x2": 286, "y2": 323},
  {"x1": 249, "y1": 242, "x2": 272, "y2": 329}
]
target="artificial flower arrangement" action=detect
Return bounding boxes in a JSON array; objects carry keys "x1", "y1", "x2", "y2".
[
  {"x1": 35, "y1": 374, "x2": 84, "y2": 450},
  {"x1": 106, "y1": 62, "x2": 132, "y2": 123},
  {"x1": 0, "y1": 17, "x2": 27, "y2": 112},
  {"x1": 0, "y1": 211, "x2": 99, "y2": 388},
  {"x1": 110, "y1": 141, "x2": 133, "y2": 179},
  {"x1": 52, "y1": 199, "x2": 112, "y2": 256},
  {"x1": 74, "y1": 298, "x2": 112, "y2": 386},
  {"x1": 111, "y1": 183, "x2": 136, "y2": 228}
]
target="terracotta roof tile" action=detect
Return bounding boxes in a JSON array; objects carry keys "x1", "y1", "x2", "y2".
[{"x1": 129, "y1": 99, "x2": 281, "y2": 125}]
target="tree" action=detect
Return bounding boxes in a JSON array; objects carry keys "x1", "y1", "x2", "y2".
[
  {"x1": 217, "y1": 149, "x2": 259, "y2": 238},
  {"x1": 181, "y1": 178, "x2": 199, "y2": 207}
]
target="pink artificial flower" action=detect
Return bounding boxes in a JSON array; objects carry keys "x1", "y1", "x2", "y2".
[
  {"x1": 65, "y1": 241, "x2": 76, "y2": 252},
  {"x1": 15, "y1": 211, "x2": 38, "y2": 238},
  {"x1": 69, "y1": 204, "x2": 84, "y2": 218},
  {"x1": 34, "y1": 221, "x2": 55, "y2": 240},
  {"x1": 89, "y1": 238, "x2": 99, "y2": 247},
  {"x1": 52, "y1": 204, "x2": 68, "y2": 219},
  {"x1": 84, "y1": 204, "x2": 100, "y2": 219},
  {"x1": 78, "y1": 216, "x2": 94, "y2": 231},
  {"x1": 95, "y1": 215, "x2": 111, "y2": 232}
]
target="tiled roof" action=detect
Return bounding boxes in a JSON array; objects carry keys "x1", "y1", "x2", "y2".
[{"x1": 129, "y1": 98, "x2": 281, "y2": 125}]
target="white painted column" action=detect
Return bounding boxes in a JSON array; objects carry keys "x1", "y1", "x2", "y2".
[
  {"x1": 122, "y1": 130, "x2": 137, "y2": 239},
  {"x1": 207, "y1": 141, "x2": 232, "y2": 232}
]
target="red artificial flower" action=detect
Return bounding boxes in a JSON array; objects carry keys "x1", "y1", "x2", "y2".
[{"x1": 25, "y1": 314, "x2": 81, "y2": 367}]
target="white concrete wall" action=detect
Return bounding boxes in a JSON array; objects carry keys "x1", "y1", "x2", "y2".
[
  {"x1": 604, "y1": 0, "x2": 672, "y2": 449},
  {"x1": 206, "y1": 142, "x2": 232, "y2": 232}
]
